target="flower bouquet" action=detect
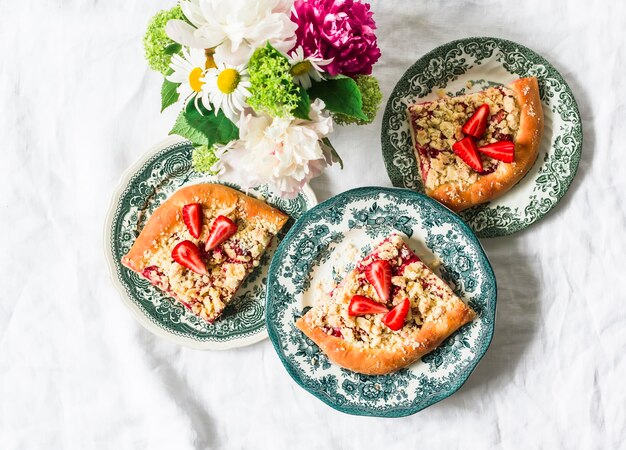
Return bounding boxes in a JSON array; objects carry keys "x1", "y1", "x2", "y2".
[{"x1": 144, "y1": 0, "x2": 382, "y2": 197}]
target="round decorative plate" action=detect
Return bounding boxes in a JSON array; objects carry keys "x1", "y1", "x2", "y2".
[
  {"x1": 104, "y1": 136, "x2": 317, "y2": 350},
  {"x1": 266, "y1": 187, "x2": 496, "y2": 417},
  {"x1": 381, "y1": 37, "x2": 582, "y2": 237}
]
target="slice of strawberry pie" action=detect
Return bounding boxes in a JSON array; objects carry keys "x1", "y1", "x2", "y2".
[
  {"x1": 296, "y1": 234, "x2": 476, "y2": 375},
  {"x1": 122, "y1": 183, "x2": 289, "y2": 323},
  {"x1": 407, "y1": 78, "x2": 544, "y2": 211}
]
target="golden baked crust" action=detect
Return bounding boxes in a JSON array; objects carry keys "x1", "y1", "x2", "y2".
[
  {"x1": 295, "y1": 235, "x2": 476, "y2": 375},
  {"x1": 121, "y1": 183, "x2": 289, "y2": 322},
  {"x1": 122, "y1": 183, "x2": 289, "y2": 272},
  {"x1": 409, "y1": 77, "x2": 544, "y2": 212},
  {"x1": 296, "y1": 300, "x2": 475, "y2": 375}
]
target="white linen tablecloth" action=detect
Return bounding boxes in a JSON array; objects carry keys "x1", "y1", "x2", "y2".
[{"x1": 1, "y1": 0, "x2": 624, "y2": 448}]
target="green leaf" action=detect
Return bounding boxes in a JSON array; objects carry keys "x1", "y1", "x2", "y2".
[
  {"x1": 164, "y1": 42, "x2": 182, "y2": 55},
  {"x1": 308, "y1": 77, "x2": 368, "y2": 121},
  {"x1": 161, "y1": 78, "x2": 180, "y2": 112},
  {"x1": 322, "y1": 138, "x2": 343, "y2": 169},
  {"x1": 293, "y1": 86, "x2": 311, "y2": 120},
  {"x1": 169, "y1": 103, "x2": 239, "y2": 147}
]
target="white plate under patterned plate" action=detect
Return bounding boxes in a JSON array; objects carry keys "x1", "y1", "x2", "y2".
[
  {"x1": 381, "y1": 37, "x2": 583, "y2": 237},
  {"x1": 104, "y1": 136, "x2": 317, "y2": 350},
  {"x1": 266, "y1": 187, "x2": 496, "y2": 417}
]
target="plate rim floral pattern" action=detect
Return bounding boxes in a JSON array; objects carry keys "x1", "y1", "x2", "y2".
[
  {"x1": 104, "y1": 136, "x2": 317, "y2": 350},
  {"x1": 381, "y1": 36, "x2": 583, "y2": 238},
  {"x1": 265, "y1": 186, "x2": 497, "y2": 417}
]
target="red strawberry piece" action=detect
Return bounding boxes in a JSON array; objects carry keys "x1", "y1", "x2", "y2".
[
  {"x1": 348, "y1": 295, "x2": 389, "y2": 316},
  {"x1": 182, "y1": 203, "x2": 203, "y2": 239},
  {"x1": 365, "y1": 259, "x2": 392, "y2": 302},
  {"x1": 171, "y1": 240, "x2": 207, "y2": 275},
  {"x1": 462, "y1": 104, "x2": 490, "y2": 138},
  {"x1": 205, "y1": 215, "x2": 238, "y2": 251},
  {"x1": 477, "y1": 141, "x2": 515, "y2": 163},
  {"x1": 382, "y1": 298, "x2": 410, "y2": 331},
  {"x1": 331, "y1": 327, "x2": 343, "y2": 338},
  {"x1": 452, "y1": 137, "x2": 483, "y2": 172}
]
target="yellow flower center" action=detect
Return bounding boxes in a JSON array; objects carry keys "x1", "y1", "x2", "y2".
[
  {"x1": 188, "y1": 67, "x2": 204, "y2": 93},
  {"x1": 217, "y1": 68, "x2": 241, "y2": 94},
  {"x1": 291, "y1": 61, "x2": 312, "y2": 77}
]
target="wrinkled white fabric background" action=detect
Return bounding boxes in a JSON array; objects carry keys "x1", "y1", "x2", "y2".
[{"x1": 1, "y1": 0, "x2": 624, "y2": 448}]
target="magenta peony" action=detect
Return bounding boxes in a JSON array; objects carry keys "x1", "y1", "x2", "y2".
[{"x1": 291, "y1": 0, "x2": 381, "y2": 77}]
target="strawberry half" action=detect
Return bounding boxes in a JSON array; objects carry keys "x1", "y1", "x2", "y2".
[
  {"x1": 478, "y1": 141, "x2": 515, "y2": 163},
  {"x1": 382, "y1": 298, "x2": 410, "y2": 331},
  {"x1": 182, "y1": 203, "x2": 203, "y2": 239},
  {"x1": 348, "y1": 295, "x2": 389, "y2": 316},
  {"x1": 171, "y1": 240, "x2": 207, "y2": 275},
  {"x1": 452, "y1": 137, "x2": 483, "y2": 172},
  {"x1": 205, "y1": 215, "x2": 238, "y2": 251},
  {"x1": 462, "y1": 104, "x2": 490, "y2": 138},
  {"x1": 365, "y1": 260, "x2": 392, "y2": 302}
]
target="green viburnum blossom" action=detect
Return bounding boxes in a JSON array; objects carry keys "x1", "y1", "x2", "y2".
[
  {"x1": 192, "y1": 145, "x2": 221, "y2": 175},
  {"x1": 143, "y1": 5, "x2": 184, "y2": 75},
  {"x1": 333, "y1": 75, "x2": 383, "y2": 125},
  {"x1": 247, "y1": 44, "x2": 302, "y2": 118}
]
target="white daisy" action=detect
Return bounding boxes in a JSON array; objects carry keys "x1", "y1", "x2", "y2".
[
  {"x1": 166, "y1": 47, "x2": 212, "y2": 113},
  {"x1": 201, "y1": 63, "x2": 251, "y2": 123},
  {"x1": 287, "y1": 46, "x2": 333, "y2": 90}
]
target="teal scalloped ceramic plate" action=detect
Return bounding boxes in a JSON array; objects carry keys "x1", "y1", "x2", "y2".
[
  {"x1": 266, "y1": 187, "x2": 496, "y2": 417},
  {"x1": 381, "y1": 37, "x2": 582, "y2": 238},
  {"x1": 104, "y1": 136, "x2": 317, "y2": 350}
]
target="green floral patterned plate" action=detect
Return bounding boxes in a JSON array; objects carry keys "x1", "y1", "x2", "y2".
[
  {"x1": 104, "y1": 136, "x2": 317, "y2": 350},
  {"x1": 381, "y1": 37, "x2": 582, "y2": 237},
  {"x1": 266, "y1": 187, "x2": 496, "y2": 417}
]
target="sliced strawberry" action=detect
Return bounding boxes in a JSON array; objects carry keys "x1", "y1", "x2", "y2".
[
  {"x1": 382, "y1": 298, "x2": 410, "y2": 331},
  {"x1": 205, "y1": 215, "x2": 238, "y2": 251},
  {"x1": 462, "y1": 104, "x2": 490, "y2": 138},
  {"x1": 365, "y1": 260, "x2": 392, "y2": 302},
  {"x1": 171, "y1": 240, "x2": 207, "y2": 275},
  {"x1": 452, "y1": 137, "x2": 483, "y2": 172},
  {"x1": 478, "y1": 141, "x2": 515, "y2": 163},
  {"x1": 348, "y1": 295, "x2": 389, "y2": 316},
  {"x1": 182, "y1": 203, "x2": 203, "y2": 238}
]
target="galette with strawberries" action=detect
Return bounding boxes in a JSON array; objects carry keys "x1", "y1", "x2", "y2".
[
  {"x1": 296, "y1": 234, "x2": 476, "y2": 375},
  {"x1": 407, "y1": 77, "x2": 544, "y2": 211},
  {"x1": 122, "y1": 183, "x2": 289, "y2": 323}
]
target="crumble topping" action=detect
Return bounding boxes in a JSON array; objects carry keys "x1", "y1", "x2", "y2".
[
  {"x1": 304, "y1": 235, "x2": 469, "y2": 350},
  {"x1": 140, "y1": 208, "x2": 279, "y2": 322},
  {"x1": 408, "y1": 86, "x2": 521, "y2": 191}
]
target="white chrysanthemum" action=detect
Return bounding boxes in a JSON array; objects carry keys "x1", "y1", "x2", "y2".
[
  {"x1": 201, "y1": 63, "x2": 251, "y2": 123},
  {"x1": 166, "y1": 47, "x2": 211, "y2": 112},
  {"x1": 219, "y1": 99, "x2": 334, "y2": 198},
  {"x1": 166, "y1": 0, "x2": 297, "y2": 66},
  {"x1": 287, "y1": 46, "x2": 333, "y2": 89}
]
